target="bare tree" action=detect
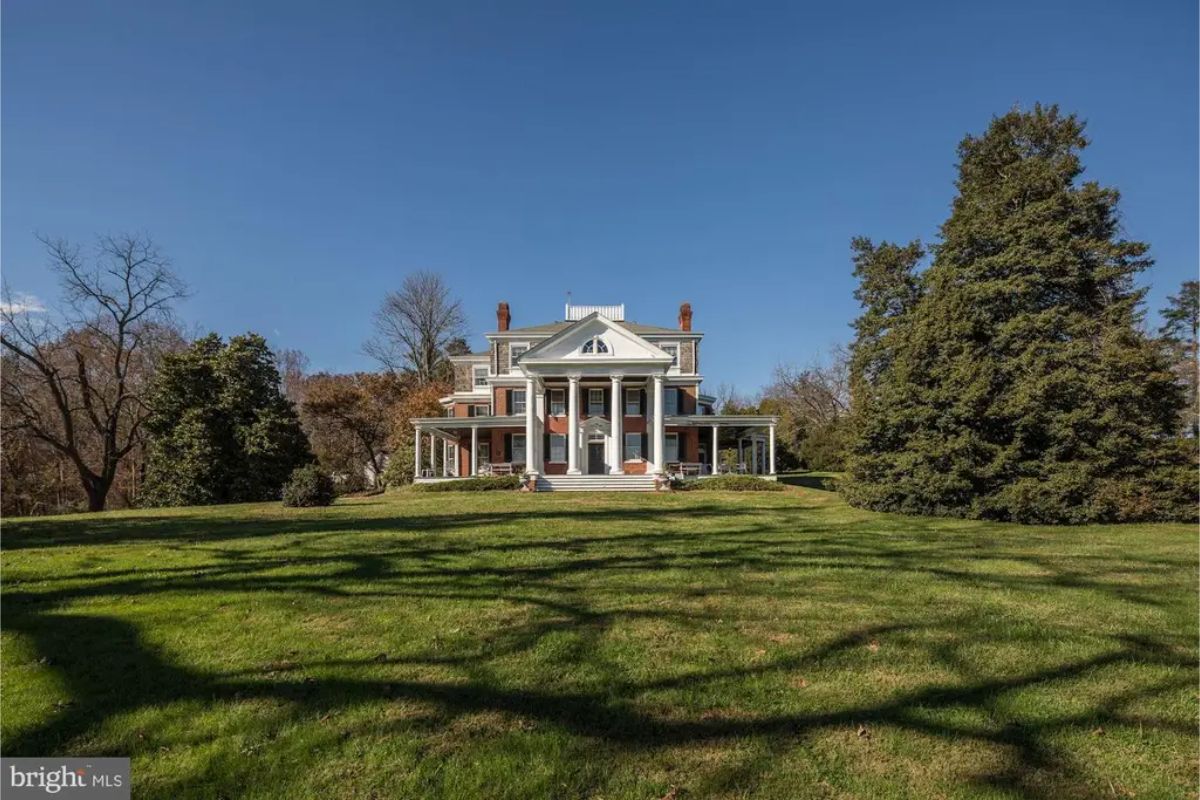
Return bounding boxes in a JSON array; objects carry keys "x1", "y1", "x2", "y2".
[
  {"x1": 766, "y1": 344, "x2": 851, "y2": 428},
  {"x1": 1, "y1": 234, "x2": 187, "y2": 511},
  {"x1": 275, "y1": 347, "x2": 310, "y2": 407},
  {"x1": 364, "y1": 271, "x2": 466, "y2": 383}
]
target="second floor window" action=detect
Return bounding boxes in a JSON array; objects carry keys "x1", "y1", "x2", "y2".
[
  {"x1": 581, "y1": 336, "x2": 609, "y2": 354},
  {"x1": 661, "y1": 344, "x2": 678, "y2": 366},
  {"x1": 511, "y1": 390, "x2": 526, "y2": 415},
  {"x1": 473, "y1": 366, "x2": 489, "y2": 388},
  {"x1": 549, "y1": 389, "x2": 565, "y2": 416},
  {"x1": 665, "y1": 388, "x2": 679, "y2": 416},
  {"x1": 588, "y1": 388, "x2": 605, "y2": 416},
  {"x1": 625, "y1": 388, "x2": 641, "y2": 416}
]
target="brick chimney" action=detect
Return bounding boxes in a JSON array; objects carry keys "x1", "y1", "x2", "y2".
[
  {"x1": 678, "y1": 302, "x2": 693, "y2": 332},
  {"x1": 496, "y1": 302, "x2": 511, "y2": 332}
]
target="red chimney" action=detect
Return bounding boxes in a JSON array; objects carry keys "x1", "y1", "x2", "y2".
[
  {"x1": 678, "y1": 302, "x2": 693, "y2": 332},
  {"x1": 497, "y1": 302, "x2": 511, "y2": 332}
]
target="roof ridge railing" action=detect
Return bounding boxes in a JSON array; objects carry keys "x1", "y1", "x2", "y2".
[{"x1": 565, "y1": 302, "x2": 625, "y2": 321}]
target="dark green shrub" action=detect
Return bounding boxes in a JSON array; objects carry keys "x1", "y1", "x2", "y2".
[
  {"x1": 282, "y1": 465, "x2": 336, "y2": 507},
  {"x1": 412, "y1": 475, "x2": 522, "y2": 492},
  {"x1": 678, "y1": 475, "x2": 785, "y2": 492}
]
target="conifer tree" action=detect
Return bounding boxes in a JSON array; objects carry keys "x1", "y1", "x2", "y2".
[
  {"x1": 843, "y1": 105, "x2": 1193, "y2": 523},
  {"x1": 143, "y1": 333, "x2": 312, "y2": 506}
]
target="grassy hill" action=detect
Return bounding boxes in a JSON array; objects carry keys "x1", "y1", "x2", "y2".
[{"x1": 2, "y1": 487, "x2": 1194, "y2": 799}]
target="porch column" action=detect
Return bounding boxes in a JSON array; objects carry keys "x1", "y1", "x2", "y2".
[
  {"x1": 567, "y1": 375, "x2": 580, "y2": 474},
  {"x1": 738, "y1": 437, "x2": 744, "y2": 473},
  {"x1": 429, "y1": 432, "x2": 436, "y2": 476},
  {"x1": 609, "y1": 374, "x2": 624, "y2": 474},
  {"x1": 470, "y1": 426, "x2": 478, "y2": 476},
  {"x1": 525, "y1": 376, "x2": 539, "y2": 476},
  {"x1": 652, "y1": 374, "x2": 665, "y2": 474},
  {"x1": 414, "y1": 426, "x2": 422, "y2": 479},
  {"x1": 711, "y1": 425, "x2": 719, "y2": 474},
  {"x1": 768, "y1": 424, "x2": 776, "y2": 475}
]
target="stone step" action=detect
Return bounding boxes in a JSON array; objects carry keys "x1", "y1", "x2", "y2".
[{"x1": 535, "y1": 475, "x2": 658, "y2": 492}]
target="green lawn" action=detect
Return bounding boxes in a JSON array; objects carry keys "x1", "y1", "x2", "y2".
[{"x1": 2, "y1": 487, "x2": 1195, "y2": 799}]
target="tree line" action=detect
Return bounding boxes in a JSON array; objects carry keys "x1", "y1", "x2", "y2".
[
  {"x1": 2, "y1": 254, "x2": 466, "y2": 515},
  {"x1": 4, "y1": 104, "x2": 1195, "y2": 522}
]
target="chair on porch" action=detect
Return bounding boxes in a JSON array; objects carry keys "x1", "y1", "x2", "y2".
[{"x1": 490, "y1": 463, "x2": 513, "y2": 476}]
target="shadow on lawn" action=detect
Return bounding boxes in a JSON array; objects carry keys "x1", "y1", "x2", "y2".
[{"x1": 2, "y1": 500, "x2": 1194, "y2": 799}]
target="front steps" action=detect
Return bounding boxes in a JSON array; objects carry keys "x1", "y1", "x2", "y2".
[{"x1": 534, "y1": 474, "x2": 659, "y2": 492}]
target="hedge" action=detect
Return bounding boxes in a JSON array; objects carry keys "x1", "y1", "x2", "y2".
[
  {"x1": 678, "y1": 475, "x2": 785, "y2": 492},
  {"x1": 412, "y1": 475, "x2": 523, "y2": 493}
]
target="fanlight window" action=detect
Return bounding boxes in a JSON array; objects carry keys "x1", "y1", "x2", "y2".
[{"x1": 580, "y1": 336, "x2": 610, "y2": 355}]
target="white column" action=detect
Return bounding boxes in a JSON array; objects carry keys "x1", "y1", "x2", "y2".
[
  {"x1": 525, "y1": 377, "x2": 538, "y2": 476},
  {"x1": 470, "y1": 426, "x2": 478, "y2": 476},
  {"x1": 429, "y1": 432, "x2": 436, "y2": 475},
  {"x1": 712, "y1": 425, "x2": 719, "y2": 474},
  {"x1": 768, "y1": 425, "x2": 776, "y2": 475},
  {"x1": 567, "y1": 375, "x2": 580, "y2": 475},
  {"x1": 652, "y1": 374, "x2": 665, "y2": 474},
  {"x1": 414, "y1": 426, "x2": 422, "y2": 478},
  {"x1": 610, "y1": 375, "x2": 624, "y2": 474}
]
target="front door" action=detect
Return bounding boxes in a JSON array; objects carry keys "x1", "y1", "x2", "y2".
[{"x1": 587, "y1": 442, "x2": 606, "y2": 475}]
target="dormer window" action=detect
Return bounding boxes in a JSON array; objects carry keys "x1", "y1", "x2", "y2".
[{"x1": 581, "y1": 336, "x2": 609, "y2": 355}]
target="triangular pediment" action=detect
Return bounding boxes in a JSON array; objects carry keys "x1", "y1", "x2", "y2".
[{"x1": 519, "y1": 313, "x2": 672, "y2": 365}]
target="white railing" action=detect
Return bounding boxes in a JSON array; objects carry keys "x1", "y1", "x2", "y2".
[{"x1": 565, "y1": 302, "x2": 624, "y2": 321}]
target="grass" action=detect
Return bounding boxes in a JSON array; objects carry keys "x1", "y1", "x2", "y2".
[{"x1": 1, "y1": 486, "x2": 1195, "y2": 799}]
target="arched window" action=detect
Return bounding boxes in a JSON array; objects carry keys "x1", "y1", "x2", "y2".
[{"x1": 581, "y1": 336, "x2": 609, "y2": 355}]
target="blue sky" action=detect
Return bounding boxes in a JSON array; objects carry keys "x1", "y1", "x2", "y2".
[{"x1": 3, "y1": 0, "x2": 1196, "y2": 392}]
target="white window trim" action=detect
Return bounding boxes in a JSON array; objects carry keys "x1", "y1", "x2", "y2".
[
  {"x1": 549, "y1": 433, "x2": 567, "y2": 463},
  {"x1": 472, "y1": 365, "x2": 490, "y2": 388},
  {"x1": 512, "y1": 434, "x2": 527, "y2": 464},
  {"x1": 581, "y1": 336, "x2": 611, "y2": 355},
  {"x1": 588, "y1": 387, "x2": 605, "y2": 416},
  {"x1": 664, "y1": 432, "x2": 680, "y2": 463},
  {"x1": 508, "y1": 342, "x2": 530, "y2": 372},
  {"x1": 623, "y1": 432, "x2": 643, "y2": 462},
  {"x1": 664, "y1": 387, "x2": 680, "y2": 416},
  {"x1": 549, "y1": 388, "x2": 566, "y2": 416},
  {"x1": 624, "y1": 387, "x2": 641, "y2": 417},
  {"x1": 511, "y1": 390, "x2": 527, "y2": 415},
  {"x1": 658, "y1": 341, "x2": 680, "y2": 373}
]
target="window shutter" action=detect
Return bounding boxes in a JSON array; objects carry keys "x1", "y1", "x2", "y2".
[
  {"x1": 504, "y1": 433, "x2": 512, "y2": 462},
  {"x1": 543, "y1": 433, "x2": 550, "y2": 461},
  {"x1": 641, "y1": 432, "x2": 648, "y2": 461},
  {"x1": 640, "y1": 389, "x2": 647, "y2": 417},
  {"x1": 603, "y1": 388, "x2": 610, "y2": 417}
]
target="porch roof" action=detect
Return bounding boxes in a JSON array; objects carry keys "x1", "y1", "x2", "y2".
[
  {"x1": 411, "y1": 415, "x2": 523, "y2": 430},
  {"x1": 664, "y1": 414, "x2": 778, "y2": 426}
]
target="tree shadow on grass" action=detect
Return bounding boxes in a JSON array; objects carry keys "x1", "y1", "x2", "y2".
[{"x1": 2, "y1": 499, "x2": 1195, "y2": 798}]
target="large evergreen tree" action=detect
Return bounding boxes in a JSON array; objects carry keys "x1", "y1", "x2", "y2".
[
  {"x1": 1158, "y1": 280, "x2": 1198, "y2": 438},
  {"x1": 142, "y1": 333, "x2": 312, "y2": 506},
  {"x1": 843, "y1": 105, "x2": 1193, "y2": 523}
]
